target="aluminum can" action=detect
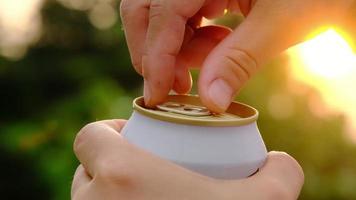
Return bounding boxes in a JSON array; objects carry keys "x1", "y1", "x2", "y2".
[{"x1": 122, "y1": 95, "x2": 267, "y2": 179}]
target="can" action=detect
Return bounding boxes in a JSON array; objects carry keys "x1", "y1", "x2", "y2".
[{"x1": 121, "y1": 95, "x2": 267, "y2": 179}]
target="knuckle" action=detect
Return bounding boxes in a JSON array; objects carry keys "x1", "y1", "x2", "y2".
[
  {"x1": 149, "y1": 0, "x2": 166, "y2": 20},
  {"x1": 74, "y1": 122, "x2": 101, "y2": 154},
  {"x1": 150, "y1": 0, "x2": 164, "y2": 10},
  {"x1": 149, "y1": 10, "x2": 164, "y2": 22},
  {"x1": 223, "y1": 47, "x2": 258, "y2": 82}
]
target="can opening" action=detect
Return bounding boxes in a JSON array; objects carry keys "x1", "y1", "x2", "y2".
[{"x1": 133, "y1": 95, "x2": 258, "y2": 127}]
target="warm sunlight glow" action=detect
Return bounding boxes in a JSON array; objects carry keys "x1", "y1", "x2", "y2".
[
  {"x1": 288, "y1": 28, "x2": 356, "y2": 141},
  {"x1": 296, "y1": 30, "x2": 356, "y2": 78},
  {"x1": 0, "y1": 0, "x2": 43, "y2": 59}
]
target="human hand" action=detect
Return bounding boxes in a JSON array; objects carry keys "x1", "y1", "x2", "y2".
[
  {"x1": 71, "y1": 120, "x2": 304, "y2": 200},
  {"x1": 120, "y1": 0, "x2": 354, "y2": 112}
]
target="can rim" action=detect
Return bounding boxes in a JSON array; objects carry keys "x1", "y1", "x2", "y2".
[{"x1": 132, "y1": 95, "x2": 258, "y2": 127}]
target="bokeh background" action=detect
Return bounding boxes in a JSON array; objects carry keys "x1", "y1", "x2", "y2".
[{"x1": 1, "y1": 0, "x2": 356, "y2": 199}]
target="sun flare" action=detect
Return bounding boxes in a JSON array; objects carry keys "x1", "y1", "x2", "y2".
[
  {"x1": 288, "y1": 28, "x2": 356, "y2": 140},
  {"x1": 293, "y1": 29, "x2": 356, "y2": 79}
]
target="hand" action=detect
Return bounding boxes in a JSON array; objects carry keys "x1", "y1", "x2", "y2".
[
  {"x1": 120, "y1": 0, "x2": 354, "y2": 112},
  {"x1": 71, "y1": 120, "x2": 304, "y2": 200}
]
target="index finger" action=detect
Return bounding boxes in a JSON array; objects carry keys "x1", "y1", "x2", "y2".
[
  {"x1": 71, "y1": 165, "x2": 91, "y2": 199},
  {"x1": 142, "y1": 0, "x2": 205, "y2": 107},
  {"x1": 73, "y1": 120, "x2": 126, "y2": 177},
  {"x1": 120, "y1": 0, "x2": 149, "y2": 74}
]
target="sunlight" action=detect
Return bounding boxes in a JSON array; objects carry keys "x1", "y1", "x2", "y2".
[
  {"x1": 0, "y1": 0, "x2": 43, "y2": 59},
  {"x1": 295, "y1": 29, "x2": 356, "y2": 78},
  {"x1": 288, "y1": 28, "x2": 356, "y2": 140}
]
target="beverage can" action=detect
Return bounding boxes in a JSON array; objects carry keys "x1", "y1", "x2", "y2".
[{"x1": 122, "y1": 95, "x2": 267, "y2": 179}]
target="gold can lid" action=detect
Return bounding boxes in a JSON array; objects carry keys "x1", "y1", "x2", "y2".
[{"x1": 133, "y1": 95, "x2": 258, "y2": 127}]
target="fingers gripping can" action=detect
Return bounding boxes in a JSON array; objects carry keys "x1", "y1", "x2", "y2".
[{"x1": 122, "y1": 95, "x2": 267, "y2": 179}]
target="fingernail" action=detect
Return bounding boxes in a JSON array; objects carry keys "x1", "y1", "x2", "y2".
[
  {"x1": 208, "y1": 79, "x2": 233, "y2": 111},
  {"x1": 144, "y1": 82, "x2": 151, "y2": 106}
]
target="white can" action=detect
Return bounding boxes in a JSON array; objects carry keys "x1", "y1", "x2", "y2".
[{"x1": 122, "y1": 95, "x2": 267, "y2": 179}]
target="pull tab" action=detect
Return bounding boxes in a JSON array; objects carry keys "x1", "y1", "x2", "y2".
[{"x1": 157, "y1": 102, "x2": 211, "y2": 116}]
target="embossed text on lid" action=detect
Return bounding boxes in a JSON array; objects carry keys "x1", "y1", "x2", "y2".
[{"x1": 157, "y1": 102, "x2": 211, "y2": 117}]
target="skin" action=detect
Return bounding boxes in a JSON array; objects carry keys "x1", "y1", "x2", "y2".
[
  {"x1": 120, "y1": 0, "x2": 354, "y2": 112},
  {"x1": 72, "y1": 0, "x2": 355, "y2": 198},
  {"x1": 72, "y1": 120, "x2": 304, "y2": 200}
]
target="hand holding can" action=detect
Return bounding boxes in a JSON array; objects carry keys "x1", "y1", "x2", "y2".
[
  {"x1": 72, "y1": 120, "x2": 303, "y2": 200},
  {"x1": 72, "y1": 119, "x2": 304, "y2": 199}
]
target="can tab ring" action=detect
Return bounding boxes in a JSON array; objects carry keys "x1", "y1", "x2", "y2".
[{"x1": 157, "y1": 102, "x2": 211, "y2": 117}]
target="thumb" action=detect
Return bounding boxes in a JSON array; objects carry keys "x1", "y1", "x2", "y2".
[
  {"x1": 198, "y1": 0, "x2": 319, "y2": 113},
  {"x1": 249, "y1": 151, "x2": 304, "y2": 199},
  {"x1": 220, "y1": 151, "x2": 304, "y2": 199}
]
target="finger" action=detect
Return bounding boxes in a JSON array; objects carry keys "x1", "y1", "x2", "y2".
[
  {"x1": 120, "y1": 0, "x2": 149, "y2": 74},
  {"x1": 71, "y1": 165, "x2": 91, "y2": 198},
  {"x1": 179, "y1": 26, "x2": 231, "y2": 68},
  {"x1": 73, "y1": 120, "x2": 126, "y2": 177},
  {"x1": 174, "y1": 25, "x2": 231, "y2": 93},
  {"x1": 173, "y1": 25, "x2": 231, "y2": 94},
  {"x1": 74, "y1": 118, "x2": 215, "y2": 197},
  {"x1": 249, "y1": 151, "x2": 304, "y2": 199},
  {"x1": 221, "y1": 152, "x2": 304, "y2": 199},
  {"x1": 198, "y1": 0, "x2": 310, "y2": 113},
  {"x1": 171, "y1": 24, "x2": 197, "y2": 94},
  {"x1": 142, "y1": 0, "x2": 206, "y2": 107},
  {"x1": 172, "y1": 59, "x2": 192, "y2": 94}
]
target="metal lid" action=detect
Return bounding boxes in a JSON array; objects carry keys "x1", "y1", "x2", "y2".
[{"x1": 133, "y1": 95, "x2": 258, "y2": 127}]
